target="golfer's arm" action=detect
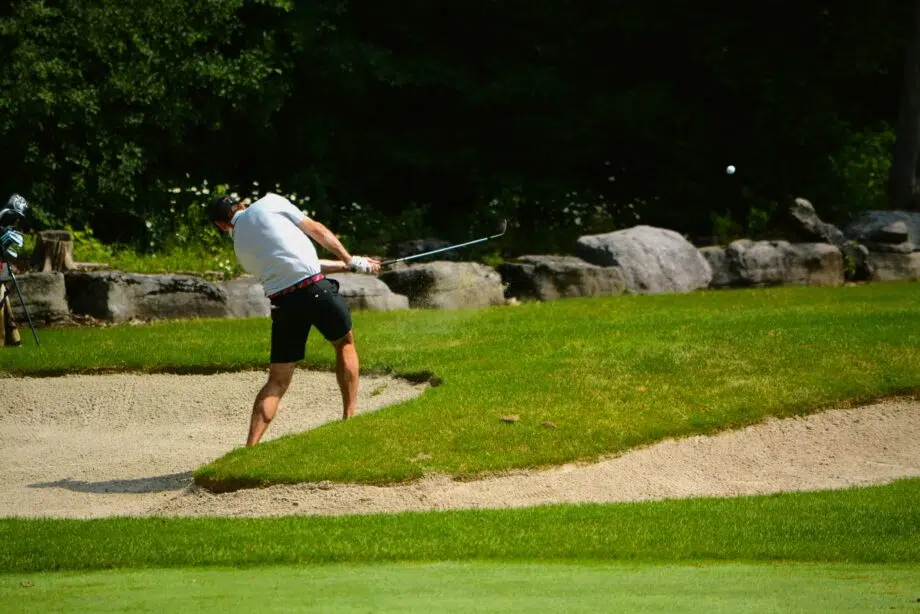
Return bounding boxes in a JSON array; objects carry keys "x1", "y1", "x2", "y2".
[
  {"x1": 297, "y1": 218, "x2": 352, "y2": 264},
  {"x1": 318, "y1": 259, "x2": 350, "y2": 273}
]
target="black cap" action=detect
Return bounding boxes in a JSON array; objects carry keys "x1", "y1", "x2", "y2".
[{"x1": 208, "y1": 193, "x2": 240, "y2": 225}]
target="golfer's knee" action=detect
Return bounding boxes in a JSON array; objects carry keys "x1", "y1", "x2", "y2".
[
  {"x1": 267, "y1": 364, "x2": 295, "y2": 391},
  {"x1": 332, "y1": 329, "x2": 355, "y2": 351}
]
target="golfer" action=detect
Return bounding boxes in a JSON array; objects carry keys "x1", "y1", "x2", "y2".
[{"x1": 209, "y1": 191, "x2": 380, "y2": 446}]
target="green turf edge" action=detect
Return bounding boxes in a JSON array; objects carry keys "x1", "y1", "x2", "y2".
[{"x1": 2, "y1": 479, "x2": 918, "y2": 573}]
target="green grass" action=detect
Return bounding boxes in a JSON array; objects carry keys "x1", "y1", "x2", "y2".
[
  {"x1": 4, "y1": 283, "x2": 919, "y2": 488},
  {"x1": 3, "y1": 480, "x2": 919, "y2": 572},
  {"x1": 4, "y1": 562, "x2": 919, "y2": 613}
]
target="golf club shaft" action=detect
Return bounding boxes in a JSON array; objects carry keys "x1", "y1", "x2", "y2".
[
  {"x1": 3, "y1": 261, "x2": 40, "y2": 347},
  {"x1": 381, "y1": 221, "x2": 507, "y2": 267}
]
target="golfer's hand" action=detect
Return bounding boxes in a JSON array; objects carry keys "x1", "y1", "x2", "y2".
[
  {"x1": 349, "y1": 256, "x2": 381, "y2": 274},
  {"x1": 366, "y1": 257, "x2": 381, "y2": 274}
]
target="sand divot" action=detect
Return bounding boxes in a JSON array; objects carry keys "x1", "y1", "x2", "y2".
[{"x1": 1, "y1": 372, "x2": 918, "y2": 519}]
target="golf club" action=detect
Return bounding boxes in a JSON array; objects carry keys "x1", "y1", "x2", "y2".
[
  {"x1": 0, "y1": 194, "x2": 40, "y2": 347},
  {"x1": 381, "y1": 219, "x2": 508, "y2": 267}
]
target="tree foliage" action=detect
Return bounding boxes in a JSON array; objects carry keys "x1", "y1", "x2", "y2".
[{"x1": 0, "y1": 1, "x2": 913, "y2": 253}]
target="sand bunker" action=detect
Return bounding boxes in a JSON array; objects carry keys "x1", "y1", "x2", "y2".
[{"x1": 1, "y1": 372, "x2": 918, "y2": 519}]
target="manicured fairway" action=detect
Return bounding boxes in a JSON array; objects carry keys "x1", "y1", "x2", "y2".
[{"x1": 3, "y1": 562, "x2": 919, "y2": 614}]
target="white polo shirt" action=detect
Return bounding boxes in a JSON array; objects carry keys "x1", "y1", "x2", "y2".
[{"x1": 230, "y1": 193, "x2": 321, "y2": 297}]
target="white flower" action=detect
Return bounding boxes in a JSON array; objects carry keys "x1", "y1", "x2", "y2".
[
  {"x1": 304, "y1": 196, "x2": 310, "y2": 201},
  {"x1": 252, "y1": 181, "x2": 260, "y2": 187},
  {"x1": 145, "y1": 221, "x2": 153, "y2": 229},
  {"x1": 202, "y1": 179, "x2": 208, "y2": 186},
  {"x1": 171, "y1": 187, "x2": 181, "y2": 193},
  {"x1": 202, "y1": 188, "x2": 210, "y2": 195}
]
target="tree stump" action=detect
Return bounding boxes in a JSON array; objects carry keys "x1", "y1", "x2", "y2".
[{"x1": 30, "y1": 230, "x2": 76, "y2": 272}]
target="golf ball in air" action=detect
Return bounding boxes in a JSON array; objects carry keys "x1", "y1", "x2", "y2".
[{"x1": 726, "y1": 165, "x2": 736, "y2": 175}]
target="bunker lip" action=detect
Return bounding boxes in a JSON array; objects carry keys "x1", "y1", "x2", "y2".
[{"x1": 1, "y1": 371, "x2": 919, "y2": 519}]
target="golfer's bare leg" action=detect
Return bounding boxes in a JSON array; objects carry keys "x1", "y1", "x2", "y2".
[
  {"x1": 333, "y1": 330, "x2": 359, "y2": 420},
  {"x1": 247, "y1": 362, "x2": 295, "y2": 446}
]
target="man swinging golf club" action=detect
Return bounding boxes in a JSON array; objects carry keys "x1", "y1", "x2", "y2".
[{"x1": 209, "y1": 191, "x2": 380, "y2": 446}]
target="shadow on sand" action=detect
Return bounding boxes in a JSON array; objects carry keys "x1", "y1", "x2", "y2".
[{"x1": 28, "y1": 471, "x2": 193, "y2": 494}]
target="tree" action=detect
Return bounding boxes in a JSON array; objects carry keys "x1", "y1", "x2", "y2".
[
  {"x1": 890, "y1": 0, "x2": 920, "y2": 211},
  {"x1": 0, "y1": 0, "x2": 291, "y2": 241}
]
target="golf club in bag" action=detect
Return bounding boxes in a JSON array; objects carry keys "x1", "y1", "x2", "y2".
[
  {"x1": 380, "y1": 219, "x2": 508, "y2": 267},
  {"x1": 0, "y1": 193, "x2": 41, "y2": 347}
]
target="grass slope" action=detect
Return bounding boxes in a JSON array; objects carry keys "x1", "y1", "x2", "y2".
[{"x1": 4, "y1": 563, "x2": 919, "y2": 614}]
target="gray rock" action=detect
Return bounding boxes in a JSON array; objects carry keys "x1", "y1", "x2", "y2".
[
  {"x1": 575, "y1": 225, "x2": 712, "y2": 294},
  {"x1": 219, "y1": 276, "x2": 270, "y2": 318},
  {"x1": 497, "y1": 255, "x2": 626, "y2": 301},
  {"x1": 707, "y1": 240, "x2": 844, "y2": 288},
  {"x1": 65, "y1": 272, "x2": 229, "y2": 322},
  {"x1": 699, "y1": 246, "x2": 734, "y2": 288},
  {"x1": 845, "y1": 211, "x2": 920, "y2": 253},
  {"x1": 780, "y1": 198, "x2": 847, "y2": 245},
  {"x1": 870, "y1": 220, "x2": 910, "y2": 244},
  {"x1": 327, "y1": 273, "x2": 409, "y2": 311},
  {"x1": 864, "y1": 252, "x2": 920, "y2": 282},
  {"x1": 378, "y1": 261, "x2": 504, "y2": 309},
  {"x1": 5, "y1": 272, "x2": 70, "y2": 324}
]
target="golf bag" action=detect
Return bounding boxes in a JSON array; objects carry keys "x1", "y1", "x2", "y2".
[
  {"x1": 0, "y1": 261, "x2": 22, "y2": 347},
  {"x1": 0, "y1": 193, "x2": 39, "y2": 347}
]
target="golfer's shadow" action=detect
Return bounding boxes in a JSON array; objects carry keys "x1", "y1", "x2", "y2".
[{"x1": 28, "y1": 471, "x2": 193, "y2": 494}]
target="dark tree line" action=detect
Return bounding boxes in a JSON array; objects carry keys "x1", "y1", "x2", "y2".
[{"x1": 0, "y1": 0, "x2": 915, "y2": 254}]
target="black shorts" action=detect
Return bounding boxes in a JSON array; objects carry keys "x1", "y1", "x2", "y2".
[{"x1": 269, "y1": 278, "x2": 352, "y2": 363}]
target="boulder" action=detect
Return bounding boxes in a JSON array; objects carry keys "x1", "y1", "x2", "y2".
[
  {"x1": 327, "y1": 273, "x2": 410, "y2": 311},
  {"x1": 575, "y1": 225, "x2": 712, "y2": 294},
  {"x1": 844, "y1": 210, "x2": 920, "y2": 253},
  {"x1": 65, "y1": 272, "x2": 229, "y2": 322},
  {"x1": 378, "y1": 261, "x2": 504, "y2": 309},
  {"x1": 698, "y1": 246, "x2": 734, "y2": 288},
  {"x1": 770, "y1": 198, "x2": 847, "y2": 245},
  {"x1": 219, "y1": 276, "x2": 270, "y2": 318},
  {"x1": 864, "y1": 252, "x2": 920, "y2": 282},
  {"x1": 4, "y1": 271, "x2": 70, "y2": 324},
  {"x1": 497, "y1": 255, "x2": 626, "y2": 301},
  {"x1": 705, "y1": 240, "x2": 844, "y2": 288}
]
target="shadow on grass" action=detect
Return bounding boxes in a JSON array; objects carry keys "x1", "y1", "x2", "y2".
[{"x1": 28, "y1": 471, "x2": 193, "y2": 494}]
